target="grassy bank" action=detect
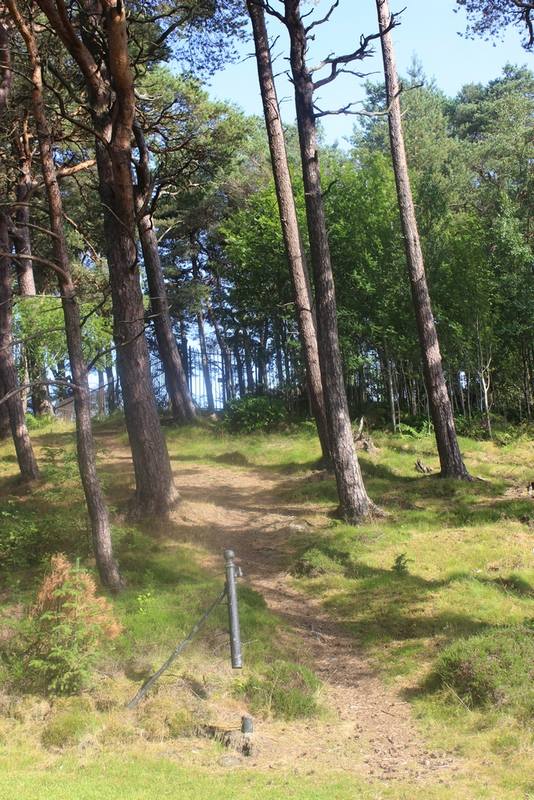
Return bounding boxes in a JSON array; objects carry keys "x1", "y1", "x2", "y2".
[{"x1": 0, "y1": 418, "x2": 532, "y2": 799}]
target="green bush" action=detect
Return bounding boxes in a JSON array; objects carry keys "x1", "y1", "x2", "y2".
[
  {"x1": 0, "y1": 501, "x2": 64, "y2": 570},
  {"x1": 433, "y1": 626, "x2": 534, "y2": 714},
  {"x1": 222, "y1": 395, "x2": 288, "y2": 433},
  {"x1": 236, "y1": 660, "x2": 320, "y2": 719}
]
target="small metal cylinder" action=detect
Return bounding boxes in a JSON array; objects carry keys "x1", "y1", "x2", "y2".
[
  {"x1": 224, "y1": 549, "x2": 243, "y2": 669},
  {"x1": 241, "y1": 715, "x2": 254, "y2": 734}
]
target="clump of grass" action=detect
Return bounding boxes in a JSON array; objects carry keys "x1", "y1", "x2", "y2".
[
  {"x1": 236, "y1": 660, "x2": 320, "y2": 720},
  {"x1": 291, "y1": 546, "x2": 345, "y2": 578},
  {"x1": 432, "y1": 625, "x2": 534, "y2": 716},
  {"x1": 41, "y1": 696, "x2": 97, "y2": 748}
]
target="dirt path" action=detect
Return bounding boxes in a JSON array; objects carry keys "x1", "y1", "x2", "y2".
[{"x1": 165, "y1": 459, "x2": 459, "y2": 785}]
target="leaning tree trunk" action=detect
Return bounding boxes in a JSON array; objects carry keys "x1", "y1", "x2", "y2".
[
  {"x1": 133, "y1": 123, "x2": 196, "y2": 424},
  {"x1": 375, "y1": 0, "x2": 470, "y2": 479},
  {"x1": 0, "y1": 212, "x2": 40, "y2": 481},
  {"x1": 285, "y1": 0, "x2": 375, "y2": 521},
  {"x1": 7, "y1": 0, "x2": 123, "y2": 591},
  {"x1": 247, "y1": 0, "x2": 330, "y2": 462}
]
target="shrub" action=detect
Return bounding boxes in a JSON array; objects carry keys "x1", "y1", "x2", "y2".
[
  {"x1": 433, "y1": 626, "x2": 534, "y2": 714},
  {"x1": 222, "y1": 395, "x2": 288, "y2": 433},
  {"x1": 0, "y1": 505, "x2": 49, "y2": 569},
  {"x1": 236, "y1": 660, "x2": 320, "y2": 719},
  {"x1": 12, "y1": 554, "x2": 121, "y2": 695}
]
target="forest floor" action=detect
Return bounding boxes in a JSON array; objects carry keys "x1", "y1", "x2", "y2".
[{"x1": 0, "y1": 419, "x2": 533, "y2": 799}]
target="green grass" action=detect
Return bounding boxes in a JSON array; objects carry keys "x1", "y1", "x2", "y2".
[
  {"x1": 1, "y1": 418, "x2": 533, "y2": 799},
  {"x1": 0, "y1": 747, "x2": 474, "y2": 800}
]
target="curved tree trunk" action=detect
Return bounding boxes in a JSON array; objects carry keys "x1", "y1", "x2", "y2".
[
  {"x1": 8, "y1": 0, "x2": 122, "y2": 591},
  {"x1": 284, "y1": 0, "x2": 375, "y2": 521},
  {"x1": 375, "y1": 0, "x2": 470, "y2": 479},
  {"x1": 247, "y1": 0, "x2": 330, "y2": 462}
]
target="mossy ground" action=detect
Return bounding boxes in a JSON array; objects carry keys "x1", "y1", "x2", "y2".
[{"x1": 0, "y1": 417, "x2": 532, "y2": 799}]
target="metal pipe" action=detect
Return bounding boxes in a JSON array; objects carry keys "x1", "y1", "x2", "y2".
[{"x1": 224, "y1": 549, "x2": 243, "y2": 668}]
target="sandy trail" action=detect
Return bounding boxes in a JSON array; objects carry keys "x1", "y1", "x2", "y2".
[{"x1": 164, "y1": 459, "x2": 459, "y2": 784}]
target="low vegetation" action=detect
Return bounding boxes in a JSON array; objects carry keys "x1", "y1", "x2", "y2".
[{"x1": 0, "y1": 418, "x2": 533, "y2": 799}]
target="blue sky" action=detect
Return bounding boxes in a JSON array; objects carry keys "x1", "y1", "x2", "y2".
[{"x1": 207, "y1": 0, "x2": 530, "y2": 145}]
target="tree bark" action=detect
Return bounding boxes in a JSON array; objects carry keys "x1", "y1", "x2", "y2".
[
  {"x1": 234, "y1": 341, "x2": 246, "y2": 397},
  {"x1": 12, "y1": 113, "x2": 37, "y2": 296},
  {"x1": 247, "y1": 0, "x2": 330, "y2": 461},
  {"x1": 0, "y1": 377, "x2": 10, "y2": 440},
  {"x1": 0, "y1": 26, "x2": 38, "y2": 479},
  {"x1": 105, "y1": 363, "x2": 116, "y2": 412},
  {"x1": 243, "y1": 332, "x2": 255, "y2": 392},
  {"x1": 133, "y1": 123, "x2": 196, "y2": 424},
  {"x1": 0, "y1": 212, "x2": 40, "y2": 480},
  {"x1": 284, "y1": 0, "x2": 374, "y2": 521},
  {"x1": 34, "y1": 0, "x2": 178, "y2": 516},
  {"x1": 7, "y1": 0, "x2": 123, "y2": 591},
  {"x1": 207, "y1": 304, "x2": 234, "y2": 401},
  {"x1": 375, "y1": 0, "x2": 470, "y2": 479}
]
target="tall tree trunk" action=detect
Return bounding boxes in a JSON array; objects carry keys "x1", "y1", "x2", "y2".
[
  {"x1": 196, "y1": 305, "x2": 215, "y2": 412},
  {"x1": 0, "y1": 31, "x2": 38, "y2": 479},
  {"x1": 234, "y1": 342, "x2": 246, "y2": 397},
  {"x1": 191, "y1": 243, "x2": 215, "y2": 412},
  {"x1": 207, "y1": 304, "x2": 234, "y2": 401},
  {"x1": 8, "y1": 0, "x2": 122, "y2": 591},
  {"x1": 0, "y1": 377, "x2": 10, "y2": 440},
  {"x1": 273, "y1": 318, "x2": 285, "y2": 387},
  {"x1": 105, "y1": 363, "x2": 116, "y2": 412},
  {"x1": 284, "y1": 0, "x2": 375, "y2": 521},
  {"x1": 376, "y1": 0, "x2": 469, "y2": 479},
  {"x1": 243, "y1": 333, "x2": 255, "y2": 393},
  {"x1": 383, "y1": 344, "x2": 397, "y2": 431},
  {"x1": 97, "y1": 370, "x2": 105, "y2": 416},
  {"x1": 0, "y1": 212, "x2": 40, "y2": 480},
  {"x1": 12, "y1": 113, "x2": 37, "y2": 296},
  {"x1": 133, "y1": 123, "x2": 195, "y2": 424},
  {"x1": 257, "y1": 321, "x2": 268, "y2": 391},
  {"x1": 247, "y1": 0, "x2": 330, "y2": 461},
  {"x1": 35, "y1": 0, "x2": 177, "y2": 516}
]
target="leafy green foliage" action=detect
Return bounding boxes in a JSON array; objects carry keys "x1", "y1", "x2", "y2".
[
  {"x1": 222, "y1": 395, "x2": 288, "y2": 433},
  {"x1": 0, "y1": 504, "x2": 46, "y2": 569}
]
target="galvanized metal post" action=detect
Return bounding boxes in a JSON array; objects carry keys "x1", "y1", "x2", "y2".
[{"x1": 224, "y1": 549, "x2": 243, "y2": 668}]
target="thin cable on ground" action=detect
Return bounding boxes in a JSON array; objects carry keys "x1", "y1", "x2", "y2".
[{"x1": 126, "y1": 587, "x2": 227, "y2": 709}]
